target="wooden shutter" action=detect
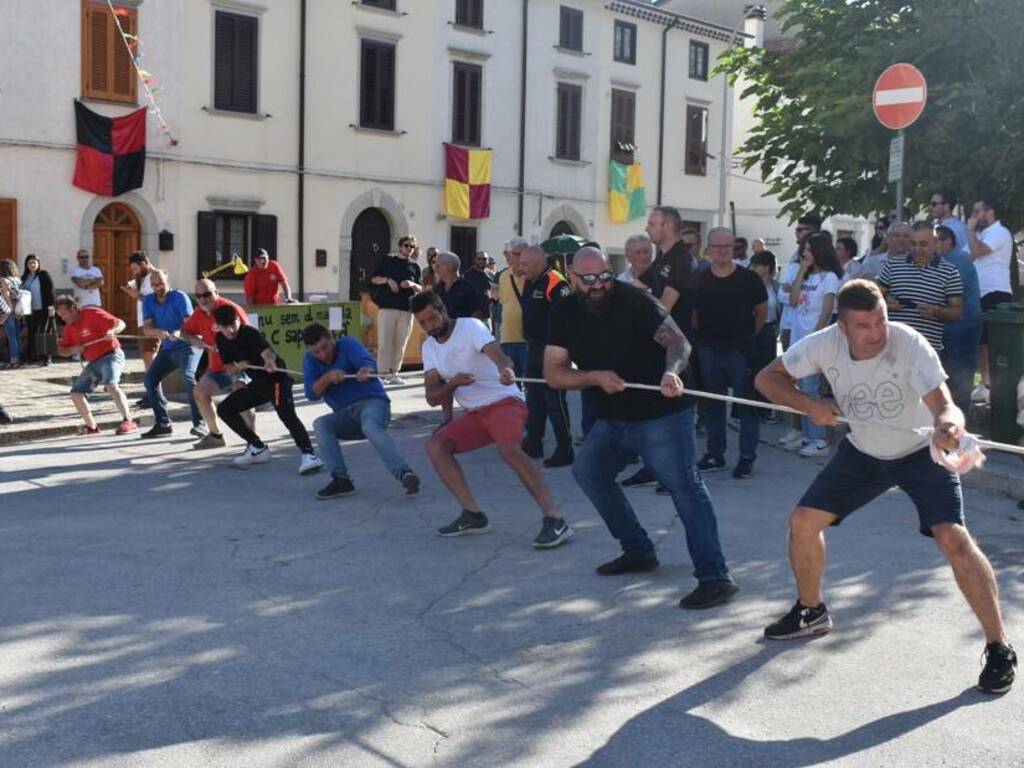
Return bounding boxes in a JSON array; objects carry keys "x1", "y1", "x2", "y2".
[
  {"x1": 456, "y1": 0, "x2": 483, "y2": 28},
  {"x1": 452, "y1": 62, "x2": 481, "y2": 146},
  {"x1": 82, "y1": 2, "x2": 137, "y2": 103},
  {"x1": 560, "y1": 7, "x2": 582, "y2": 51},
  {"x1": 557, "y1": 83, "x2": 581, "y2": 160},
  {"x1": 253, "y1": 214, "x2": 278, "y2": 262},
  {"x1": 450, "y1": 226, "x2": 477, "y2": 270},
  {"x1": 360, "y1": 40, "x2": 395, "y2": 130},
  {"x1": 610, "y1": 89, "x2": 635, "y2": 163},
  {"x1": 197, "y1": 211, "x2": 217, "y2": 278},
  {"x1": 214, "y1": 11, "x2": 258, "y2": 113},
  {"x1": 685, "y1": 105, "x2": 708, "y2": 176},
  {"x1": 111, "y1": 7, "x2": 135, "y2": 100},
  {"x1": 0, "y1": 200, "x2": 16, "y2": 265}
]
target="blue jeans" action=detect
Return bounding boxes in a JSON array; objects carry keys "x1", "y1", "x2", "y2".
[
  {"x1": 144, "y1": 344, "x2": 202, "y2": 426},
  {"x1": 942, "y1": 320, "x2": 982, "y2": 414},
  {"x1": 581, "y1": 388, "x2": 597, "y2": 436},
  {"x1": 698, "y1": 345, "x2": 760, "y2": 462},
  {"x1": 3, "y1": 314, "x2": 19, "y2": 362},
  {"x1": 313, "y1": 397, "x2": 411, "y2": 481},
  {"x1": 500, "y1": 342, "x2": 527, "y2": 379},
  {"x1": 798, "y1": 374, "x2": 827, "y2": 441},
  {"x1": 572, "y1": 407, "x2": 729, "y2": 582}
]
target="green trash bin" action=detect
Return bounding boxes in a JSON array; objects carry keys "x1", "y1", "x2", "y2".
[{"x1": 981, "y1": 302, "x2": 1024, "y2": 444}]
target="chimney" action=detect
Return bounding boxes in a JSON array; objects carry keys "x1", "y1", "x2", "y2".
[{"x1": 743, "y1": 4, "x2": 767, "y2": 48}]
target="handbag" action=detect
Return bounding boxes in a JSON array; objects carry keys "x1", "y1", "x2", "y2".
[{"x1": 35, "y1": 317, "x2": 59, "y2": 358}]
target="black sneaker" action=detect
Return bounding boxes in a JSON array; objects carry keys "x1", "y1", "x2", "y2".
[
  {"x1": 140, "y1": 423, "x2": 172, "y2": 439},
  {"x1": 764, "y1": 601, "x2": 833, "y2": 640},
  {"x1": 679, "y1": 579, "x2": 740, "y2": 609},
  {"x1": 543, "y1": 447, "x2": 574, "y2": 468},
  {"x1": 621, "y1": 467, "x2": 657, "y2": 487},
  {"x1": 978, "y1": 642, "x2": 1017, "y2": 693},
  {"x1": 596, "y1": 554, "x2": 659, "y2": 575},
  {"x1": 0, "y1": 405, "x2": 12, "y2": 424},
  {"x1": 135, "y1": 395, "x2": 151, "y2": 409},
  {"x1": 437, "y1": 510, "x2": 490, "y2": 537},
  {"x1": 315, "y1": 476, "x2": 356, "y2": 500},
  {"x1": 400, "y1": 470, "x2": 421, "y2": 495},
  {"x1": 533, "y1": 517, "x2": 573, "y2": 549},
  {"x1": 732, "y1": 458, "x2": 754, "y2": 479},
  {"x1": 697, "y1": 454, "x2": 727, "y2": 472},
  {"x1": 521, "y1": 441, "x2": 544, "y2": 459}
]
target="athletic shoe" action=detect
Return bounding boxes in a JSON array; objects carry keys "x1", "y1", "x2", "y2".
[
  {"x1": 621, "y1": 467, "x2": 657, "y2": 487},
  {"x1": 140, "y1": 423, "x2": 172, "y2": 439},
  {"x1": 193, "y1": 432, "x2": 226, "y2": 450},
  {"x1": 543, "y1": 447, "x2": 574, "y2": 468},
  {"x1": 777, "y1": 429, "x2": 803, "y2": 447},
  {"x1": 533, "y1": 517, "x2": 573, "y2": 549},
  {"x1": 437, "y1": 510, "x2": 491, "y2": 537},
  {"x1": 190, "y1": 423, "x2": 209, "y2": 438},
  {"x1": 0, "y1": 405, "x2": 13, "y2": 424},
  {"x1": 679, "y1": 579, "x2": 740, "y2": 609},
  {"x1": 298, "y1": 453, "x2": 324, "y2": 475},
  {"x1": 391, "y1": 374, "x2": 406, "y2": 385},
  {"x1": 234, "y1": 444, "x2": 271, "y2": 466},
  {"x1": 785, "y1": 437, "x2": 810, "y2": 453},
  {"x1": 971, "y1": 383, "x2": 990, "y2": 404},
  {"x1": 521, "y1": 440, "x2": 544, "y2": 459},
  {"x1": 596, "y1": 554, "x2": 659, "y2": 575},
  {"x1": 764, "y1": 601, "x2": 833, "y2": 640},
  {"x1": 732, "y1": 458, "x2": 754, "y2": 479},
  {"x1": 115, "y1": 420, "x2": 139, "y2": 435},
  {"x1": 78, "y1": 425, "x2": 102, "y2": 436},
  {"x1": 978, "y1": 642, "x2": 1017, "y2": 693},
  {"x1": 697, "y1": 454, "x2": 727, "y2": 472},
  {"x1": 316, "y1": 476, "x2": 356, "y2": 500},
  {"x1": 135, "y1": 395, "x2": 151, "y2": 409},
  {"x1": 400, "y1": 470, "x2": 421, "y2": 495},
  {"x1": 798, "y1": 439, "x2": 830, "y2": 458}
]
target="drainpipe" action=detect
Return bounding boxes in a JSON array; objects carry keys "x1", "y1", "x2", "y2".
[
  {"x1": 656, "y1": 19, "x2": 679, "y2": 205},
  {"x1": 516, "y1": 0, "x2": 529, "y2": 235},
  {"x1": 297, "y1": 0, "x2": 307, "y2": 299}
]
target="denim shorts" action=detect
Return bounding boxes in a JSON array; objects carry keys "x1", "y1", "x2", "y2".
[
  {"x1": 71, "y1": 348, "x2": 126, "y2": 393},
  {"x1": 798, "y1": 437, "x2": 964, "y2": 537}
]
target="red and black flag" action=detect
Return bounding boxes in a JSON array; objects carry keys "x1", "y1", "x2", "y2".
[{"x1": 72, "y1": 100, "x2": 147, "y2": 196}]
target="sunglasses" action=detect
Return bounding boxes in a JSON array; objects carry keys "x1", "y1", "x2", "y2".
[
  {"x1": 577, "y1": 271, "x2": 614, "y2": 286},
  {"x1": 929, "y1": 200, "x2": 946, "y2": 206},
  {"x1": 196, "y1": 291, "x2": 214, "y2": 299}
]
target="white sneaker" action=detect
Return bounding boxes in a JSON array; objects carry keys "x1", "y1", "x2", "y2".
[
  {"x1": 971, "y1": 384, "x2": 990, "y2": 403},
  {"x1": 298, "y1": 453, "x2": 324, "y2": 476},
  {"x1": 391, "y1": 374, "x2": 406, "y2": 385},
  {"x1": 777, "y1": 429, "x2": 803, "y2": 447},
  {"x1": 785, "y1": 437, "x2": 811, "y2": 452},
  {"x1": 799, "y1": 439, "x2": 830, "y2": 458},
  {"x1": 234, "y1": 444, "x2": 271, "y2": 466}
]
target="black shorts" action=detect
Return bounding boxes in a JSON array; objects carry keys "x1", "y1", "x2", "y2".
[
  {"x1": 798, "y1": 438, "x2": 964, "y2": 537},
  {"x1": 980, "y1": 291, "x2": 1013, "y2": 344}
]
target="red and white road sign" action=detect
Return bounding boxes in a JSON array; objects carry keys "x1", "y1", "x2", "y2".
[{"x1": 873, "y1": 64, "x2": 927, "y2": 130}]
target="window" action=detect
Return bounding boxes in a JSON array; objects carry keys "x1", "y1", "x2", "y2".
[
  {"x1": 81, "y1": 1, "x2": 137, "y2": 103},
  {"x1": 558, "y1": 6, "x2": 583, "y2": 51},
  {"x1": 214, "y1": 10, "x2": 259, "y2": 113},
  {"x1": 196, "y1": 211, "x2": 277, "y2": 278},
  {"x1": 613, "y1": 21, "x2": 636, "y2": 65},
  {"x1": 455, "y1": 0, "x2": 484, "y2": 28},
  {"x1": 685, "y1": 104, "x2": 709, "y2": 176},
  {"x1": 0, "y1": 199, "x2": 16, "y2": 265},
  {"x1": 360, "y1": 39, "x2": 396, "y2": 130},
  {"x1": 361, "y1": 0, "x2": 396, "y2": 9},
  {"x1": 555, "y1": 83, "x2": 582, "y2": 160},
  {"x1": 610, "y1": 89, "x2": 635, "y2": 164},
  {"x1": 452, "y1": 62, "x2": 482, "y2": 146},
  {"x1": 689, "y1": 41, "x2": 709, "y2": 81},
  {"x1": 450, "y1": 226, "x2": 478, "y2": 271}
]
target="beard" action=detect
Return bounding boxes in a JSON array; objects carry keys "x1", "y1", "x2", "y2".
[
  {"x1": 427, "y1": 318, "x2": 452, "y2": 338},
  {"x1": 580, "y1": 286, "x2": 612, "y2": 315}
]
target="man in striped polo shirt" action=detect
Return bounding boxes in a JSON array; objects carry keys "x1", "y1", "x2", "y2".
[{"x1": 877, "y1": 221, "x2": 963, "y2": 352}]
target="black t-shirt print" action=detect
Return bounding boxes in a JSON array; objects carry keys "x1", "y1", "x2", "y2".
[
  {"x1": 694, "y1": 266, "x2": 768, "y2": 345},
  {"x1": 372, "y1": 256, "x2": 422, "y2": 311},
  {"x1": 216, "y1": 325, "x2": 289, "y2": 385},
  {"x1": 547, "y1": 281, "x2": 690, "y2": 422}
]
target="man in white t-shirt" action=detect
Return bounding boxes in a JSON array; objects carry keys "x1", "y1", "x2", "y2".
[
  {"x1": 616, "y1": 233, "x2": 655, "y2": 286},
  {"x1": 755, "y1": 279, "x2": 1015, "y2": 694},
  {"x1": 967, "y1": 199, "x2": 1015, "y2": 403},
  {"x1": 411, "y1": 290, "x2": 572, "y2": 548},
  {"x1": 70, "y1": 249, "x2": 103, "y2": 307}
]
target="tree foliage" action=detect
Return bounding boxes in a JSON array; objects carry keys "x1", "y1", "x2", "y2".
[{"x1": 720, "y1": 0, "x2": 1024, "y2": 225}]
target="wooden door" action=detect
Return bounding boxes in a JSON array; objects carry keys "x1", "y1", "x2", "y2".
[
  {"x1": 93, "y1": 203, "x2": 141, "y2": 332},
  {"x1": 350, "y1": 208, "x2": 390, "y2": 301}
]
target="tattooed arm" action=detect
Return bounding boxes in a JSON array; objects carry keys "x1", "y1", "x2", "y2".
[{"x1": 653, "y1": 315, "x2": 691, "y2": 397}]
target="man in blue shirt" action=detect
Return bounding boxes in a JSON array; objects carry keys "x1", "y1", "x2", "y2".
[
  {"x1": 937, "y1": 225, "x2": 983, "y2": 413},
  {"x1": 140, "y1": 269, "x2": 203, "y2": 438},
  {"x1": 302, "y1": 323, "x2": 420, "y2": 500}
]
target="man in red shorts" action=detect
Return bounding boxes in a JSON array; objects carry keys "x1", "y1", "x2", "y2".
[{"x1": 412, "y1": 290, "x2": 572, "y2": 548}]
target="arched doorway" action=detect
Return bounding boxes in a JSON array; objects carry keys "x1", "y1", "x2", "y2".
[
  {"x1": 92, "y1": 203, "x2": 140, "y2": 331},
  {"x1": 549, "y1": 220, "x2": 576, "y2": 238},
  {"x1": 349, "y1": 208, "x2": 390, "y2": 301}
]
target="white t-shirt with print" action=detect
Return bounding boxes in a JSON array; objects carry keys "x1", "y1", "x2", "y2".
[
  {"x1": 783, "y1": 322, "x2": 946, "y2": 459},
  {"x1": 790, "y1": 271, "x2": 840, "y2": 343},
  {"x1": 421, "y1": 318, "x2": 524, "y2": 411},
  {"x1": 70, "y1": 266, "x2": 103, "y2": 307},
  {"x1": 975, "y1": 220, "x2": 1013, "y2": 296}
]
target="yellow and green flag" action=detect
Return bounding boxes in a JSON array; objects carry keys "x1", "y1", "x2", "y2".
[{"x1": 608, "y1": 160, "x2": 646, "y2": 223}]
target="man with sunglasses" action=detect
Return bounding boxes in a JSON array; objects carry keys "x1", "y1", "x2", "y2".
[
  {"x1": 930, "y1": 191, "x2": 969, "y2": 256},
  {"x1": 370, "y1": 235, "x2": 423, "y2": 384},
  {"x1": 70, "y1": 249, "x2": 103, "y2": 308},
  {"x1": 545, "y1": 247, "x2": 738, "y2": 610}
]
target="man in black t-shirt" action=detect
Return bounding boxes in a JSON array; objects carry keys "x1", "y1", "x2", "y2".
[
  {"x1": 545, "y1": 247, "x2": 738, "y2": 610},
  {"x1": 433, "y1": 251, "x2": 484, "y2": 320},
  {"x1": 638, "y1": 208, "x2": 701, "y2": 345},
  {"x1": 212, "y1": 304, "x2": 322, "y2": 475},
  {"x1": 464, "y1": 251, "x2": 496, "y2": 326},
  {"x1": 694, "y1": 227, "x2": 768, "y2": 479},
  {"x1": 370, "y1": 235, "x2": 423, "y2": 384}
]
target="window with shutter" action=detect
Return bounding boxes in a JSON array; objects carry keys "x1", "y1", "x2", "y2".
[
  {"x1": 361, "y1": 0, "x2": 397, "y2": 9},
  {"x1": 0, "y1": 200, "x2": 17, "y2": 265},
  {"x1": 456, "y1": 0, "x2": 484, "y2": 28},
  {"x1": 556, "y1": 83, "x2": 582, "y2": 161},
  {"x1": 214, "y1": 10, "x2": 259, "y2": 113},
  {"x1": 685, "y1": 104, "x2": 709, "y2": 176},
  {"x1": 360, "y1": 39, "x2": 396, "y2": 130},
  {"x1": 559, "y1": 6, "x2": 583, "y2": 51},
  {"x1": 81, "y1": 1, "x2": 137, "y2": 103},
  {"x1": 613, "y1": 21, "x2": 636, "y2": 65},
  {"x1": 252, "y1": 214, "x2": 278, "y2": 263},
  {"x1": 196, "y1": 211, "x2": 219, "y2": 279},
  {"x1": 449, "y1": 226, "x2": 478, "y2": 271},
  {"x1": 452, "y1": 62, "x2": 482, "y2": 146},
  {"x1": 689, "y1": 41, "x2": 709, "y2": 81},
  {"x1": 610, "y1": 89, "x2": 635, "y2": 163}
]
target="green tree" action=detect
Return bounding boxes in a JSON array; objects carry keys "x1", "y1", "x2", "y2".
[{"x1": 720, "y1": 0, "x2": 1024, "y2": 226}]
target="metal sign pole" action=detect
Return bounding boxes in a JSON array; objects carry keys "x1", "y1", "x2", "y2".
[{"x1": 895, "y1": 128, "x2": 905, "y2": 219}]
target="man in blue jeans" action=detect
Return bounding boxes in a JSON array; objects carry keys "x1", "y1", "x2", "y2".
[
  {"x1": 302, "y1": 323, "x2": 420, "y2": 500},
  {"x1": 140, "y1": 269, "x2": 203, "y2": 438},
  {"x1": 545, "y1": 247, "x2": 738, "y2": 610}
]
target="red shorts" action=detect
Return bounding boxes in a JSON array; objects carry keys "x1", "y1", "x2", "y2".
[{"x1": 435, "y1": 397, "x2": 527, "y2": 454}]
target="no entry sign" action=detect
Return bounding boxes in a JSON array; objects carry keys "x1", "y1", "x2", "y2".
[{"x1": 873, "y1": 64, "x2": 927, "y2": 130}]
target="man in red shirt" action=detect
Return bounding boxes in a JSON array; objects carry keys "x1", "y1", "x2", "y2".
[
  {"x1": 243, "y1": 249, "x2": 294, "y2": 305},
  {"x1": 180, "y1": 278, "x2": 252, "y2": 449},
  {"x1": 55, "y1": 295, "x2": 137, "y2": 436}
]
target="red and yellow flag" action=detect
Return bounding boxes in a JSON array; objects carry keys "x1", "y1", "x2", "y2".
[{"x1": 444, "y1": 144, "x2": 491, "y2": 219}]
